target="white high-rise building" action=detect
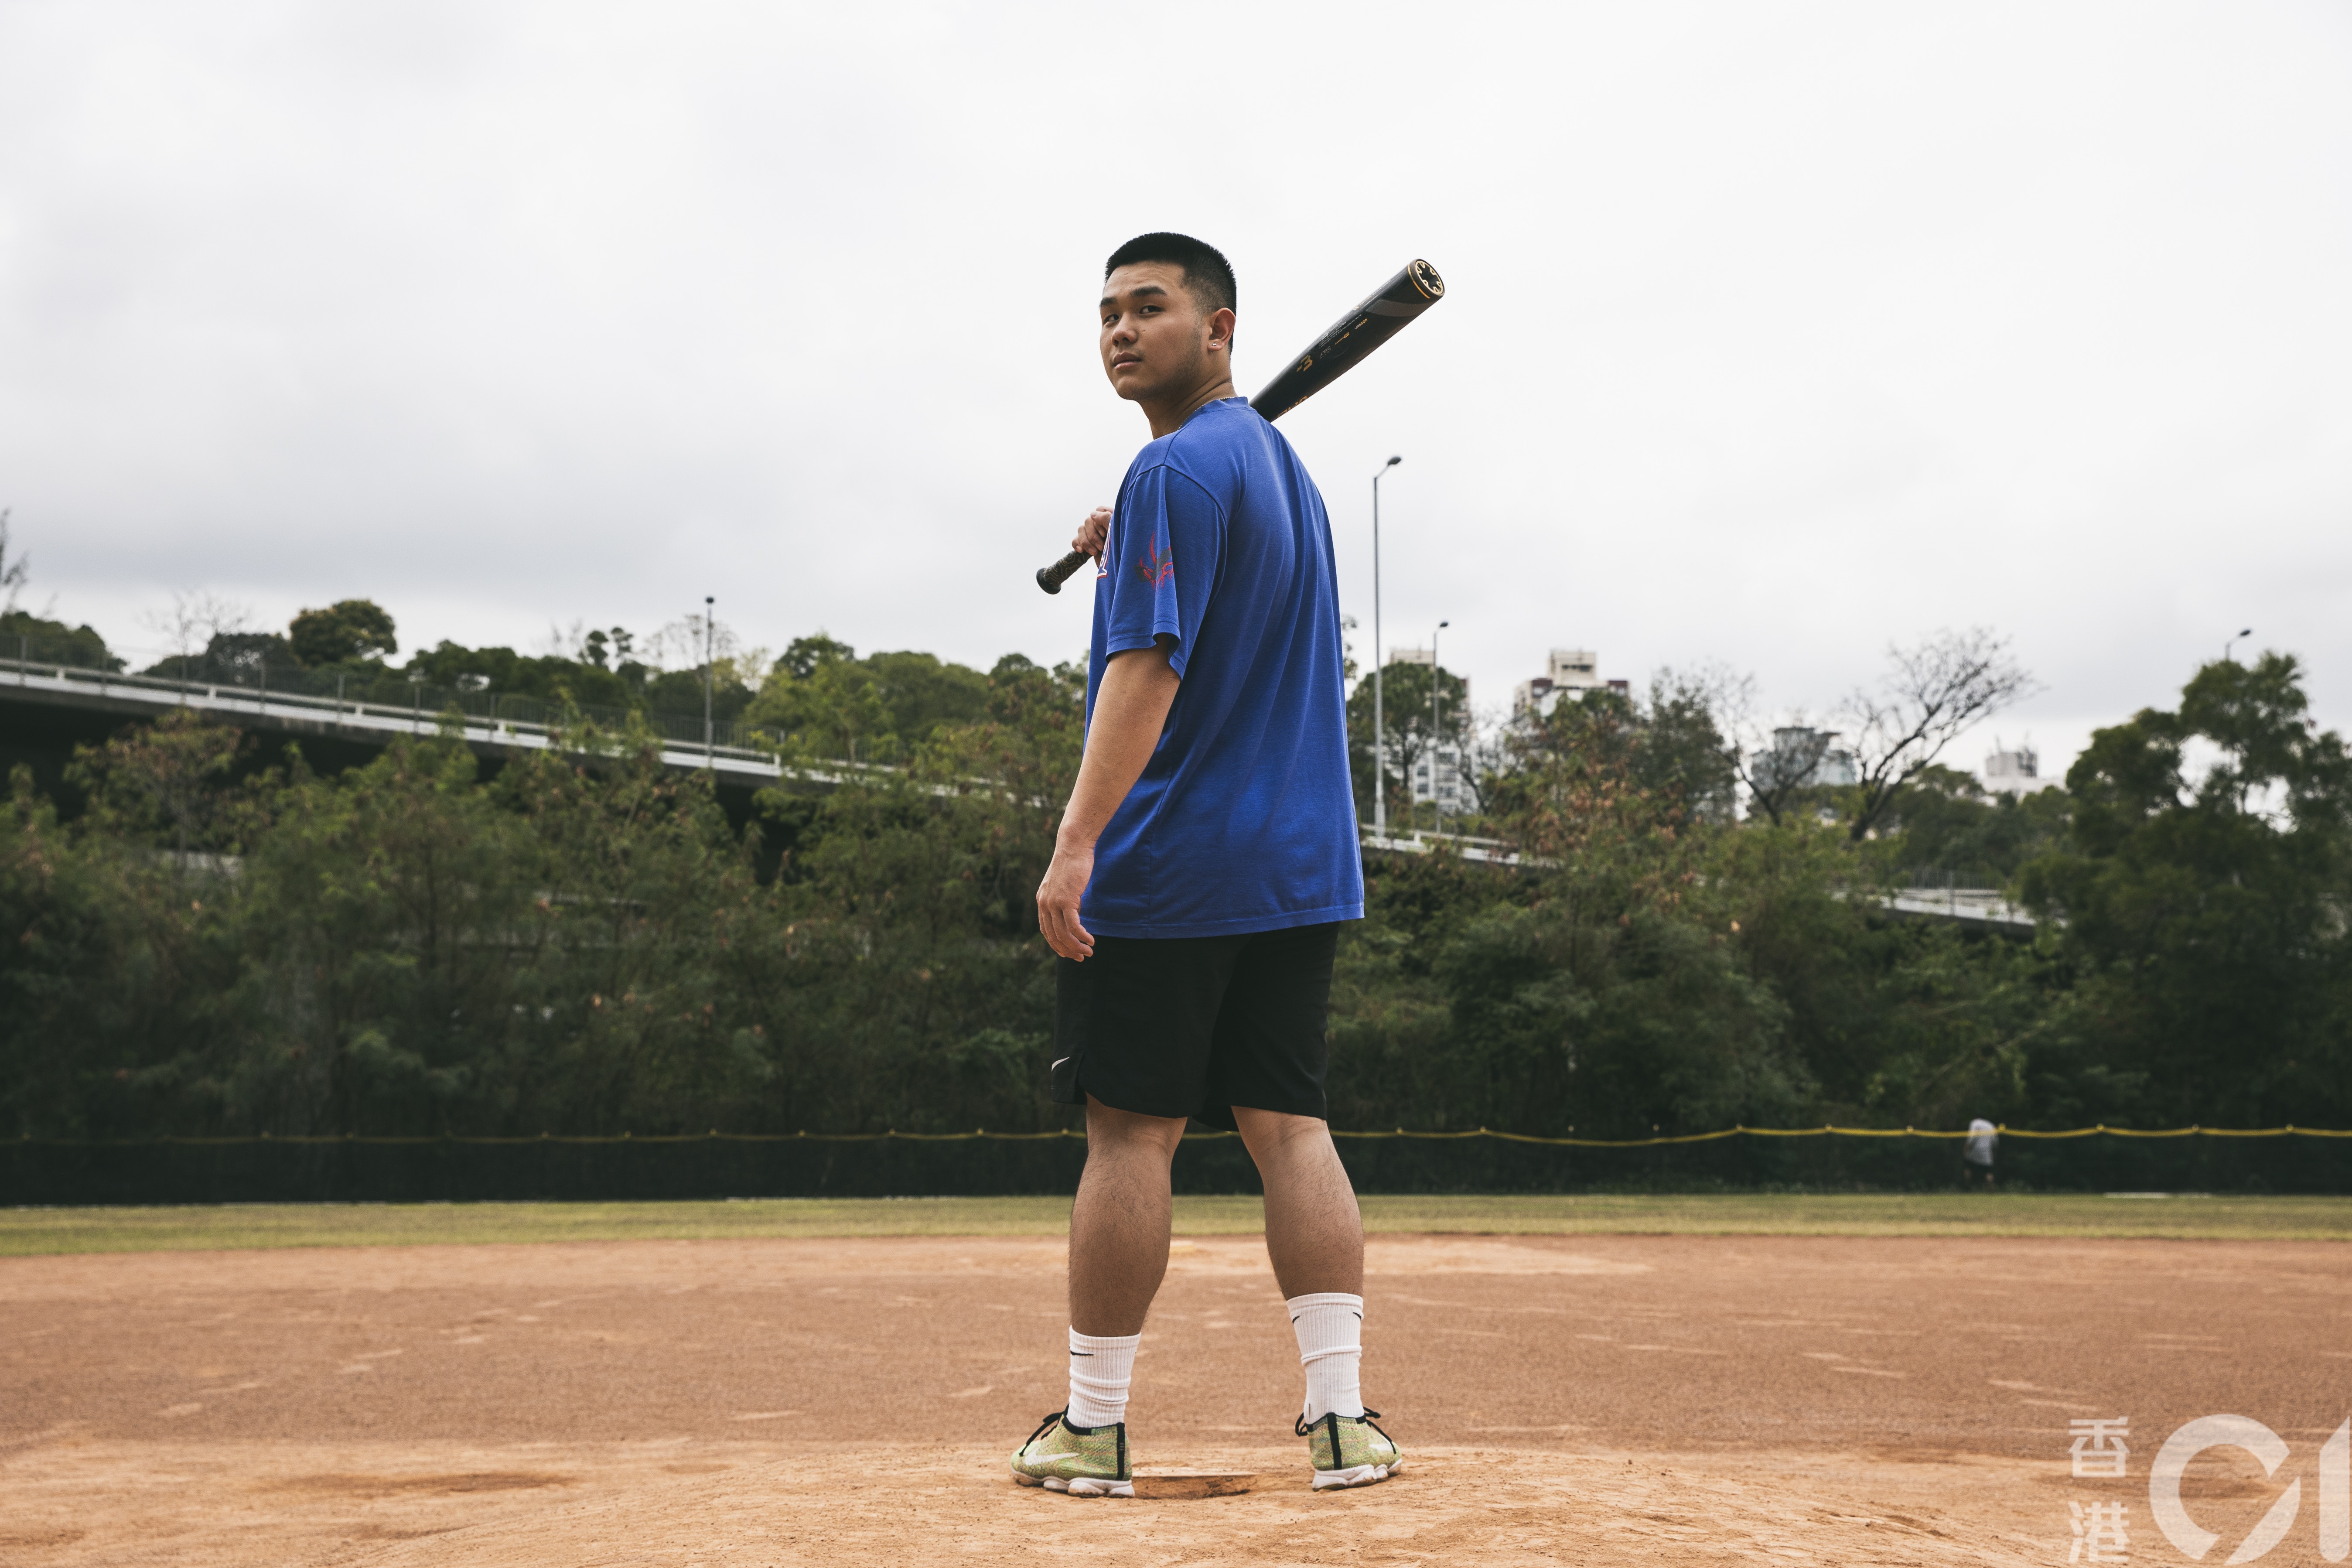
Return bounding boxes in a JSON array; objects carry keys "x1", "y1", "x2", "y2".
[
  {"x1": 1546, "y1": 649, "x2": 1599, "y2": 690},
  {"x1": 1749, "y1": 727, "x2": 1858, "y2": 790},
  {"x1": 1514, "y1": 649, "x2": 1626, "y2": 718},
  {"x1": 1983, "y1": 745, "x2": 2058, "y2": 798},
  {"x1": 1410, "y1": 744, "x2": 1467, "y2": 810}
]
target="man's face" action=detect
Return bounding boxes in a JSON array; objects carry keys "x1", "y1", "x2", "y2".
[{"x1": 1099, "y1": 262, "x2": 1229, "y2": 404}]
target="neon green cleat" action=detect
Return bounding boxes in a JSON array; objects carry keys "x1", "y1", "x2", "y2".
[
  {"x1": 1010, "y1": 1410, "x2": 1133, "y2": 1497},
  {"x1": 1299, "y1": 1409, "x2": 1403, "y2": 1490}
]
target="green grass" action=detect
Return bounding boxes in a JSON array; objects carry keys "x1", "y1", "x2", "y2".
[{"x1": 3, "y1": 1192, "x2": 2348, "y2": 1257}]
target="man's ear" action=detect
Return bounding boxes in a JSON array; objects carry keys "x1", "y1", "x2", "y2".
[{"x1": 1206, "y1": 306, "x2": 1236, "y2": 355}]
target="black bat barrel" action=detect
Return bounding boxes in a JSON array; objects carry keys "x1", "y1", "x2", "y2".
[{"x1": 1246, "y1": 259, "x2": 1445, "y2": 422}]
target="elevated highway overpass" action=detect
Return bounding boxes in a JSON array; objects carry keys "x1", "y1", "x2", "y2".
[
  {"x1": 2, "y1": 652, "x2": 2035, "y2": 932},
  {"x1": 0, "y1": 650, "x2": 844, "y2": 802}
]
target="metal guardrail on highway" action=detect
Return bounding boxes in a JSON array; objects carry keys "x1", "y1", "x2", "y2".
[
  {"x1": 1361, "y1": 828, "x2": 2036, "y2": 928},
  {"x1": 1878, "y1": 886, "x2": 2036, "y2": 931},
  {"x1": 1359, "y1": 829, "x2": 1524, "y2": 867},
  {"x1": 1, "y1": 652, "x2": 809, "y2": 784}
]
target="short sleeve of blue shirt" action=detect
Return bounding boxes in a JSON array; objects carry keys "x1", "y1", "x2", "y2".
[
  {"x1": 1081, "y1": 398, "x2": 1364, "y2": 939},
  {"x1": 1097, "y1": 466, "x2": 1224, "y2": 680}
]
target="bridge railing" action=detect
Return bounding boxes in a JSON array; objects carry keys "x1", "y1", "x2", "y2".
[{"x1": 0, "y1": 639, "x2": 785, "y2": 767}]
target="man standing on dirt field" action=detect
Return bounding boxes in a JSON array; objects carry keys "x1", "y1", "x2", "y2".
[{"x1": 1009, "y1": 232, "x2": 1402, "y2": 1499}]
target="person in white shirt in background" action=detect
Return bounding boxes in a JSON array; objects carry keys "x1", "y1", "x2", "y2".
[{"x1": 1963, "y1": 1118, "x2": 1998, "y2": 1188}]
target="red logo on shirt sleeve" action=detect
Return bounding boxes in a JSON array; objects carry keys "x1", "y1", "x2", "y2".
[{"x1": 1137, "y1": 539, "x2": 1174, "y2": 587}]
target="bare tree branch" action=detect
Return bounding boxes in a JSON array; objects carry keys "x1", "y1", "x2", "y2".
[
  {"x1": 140, "y1": 591, "x2": 252, "y2": 679},
  {"x1": 1839, "y1": 627, "x2": 2038, "y2": 840},
  {"x1": 1675, "y1": 663, "x2": 1834, "y2": 827},
  {"x1": 0, "y1": 510, "x2": 27, "y2": 616}
]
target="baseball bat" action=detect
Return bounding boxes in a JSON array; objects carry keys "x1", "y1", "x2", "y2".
[{"x1": 1035, "y1": 257, "x2": 1446, "y2": 593}]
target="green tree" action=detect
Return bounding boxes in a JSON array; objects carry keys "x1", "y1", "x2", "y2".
[
  {"x1": 778, "y1": 632, "x2": 856, "y2": 678},
  {"x1": 2, "y1": 610, "x2": 122, "y2": 671},
  {"x1": 746, "y1": 654, "x2": 1086, "y2": 1131},
  {"x1": 198, "y1": 630, "x2": 294, "y2": 685},
  {"x1": 580, "y1": 627, "x2": 637, "y2": 670},
  {"x1": 642, "y1": 659, "x2": 758, "y2": 724},
  {"x1": 0, "y1": 768, "x2": 212, "y2": 1137},
  {"x1": 488, "y1": 729, "x2": 777, "y2": 1134},
  {"x1": 864, "y1": 650, "x2": 991, "y2": 741},
  {"x1": 746, "y1": 641, "x2": 989, "y2": 762},
  {"x1": 65, "y1": 709, "x2": 258, "y2": 858},
  {"x1": 1333, "y1": 693, "x2": 1811, "y2": 1138},
  {"x1": 1635, "y1": 674, "x2": 1738, "y2": 822},
  {"x1": 1345, "y1": 659, "x2": 1471, "y2": 829},
  {"x1": 1867, "y1": 765, "x2": 2068, "y2": 886},
  {"x1": 400, "y1": 640, "x2": 642, "y2": 711},
  {"x1": 1700, "y1": 818, "x2": 2038, "y2": 1125},
  {"x1": 1488, "y1": 682, "x2": 1734, "y2": 831},
  {"x1": 2019, "y1": 652, "x2": 2352, "y2": 1127},
  {"x1": 289, "y1": 599, "x2": 399, "y2": 667}
]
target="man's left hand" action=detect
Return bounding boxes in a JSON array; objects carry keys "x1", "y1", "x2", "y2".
[{"x1": 1037, "y1": 838, "x2": 1096, "y2": 960}]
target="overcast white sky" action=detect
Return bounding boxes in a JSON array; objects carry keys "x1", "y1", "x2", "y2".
[{"x1": 3, "y1": 1, "x2": 2348, "y2": 780}]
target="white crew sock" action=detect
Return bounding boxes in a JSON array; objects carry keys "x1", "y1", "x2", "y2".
[
  {"x1": 1288, "y1": 1291, "x2": 1366, "y2": 1422},
  {"x1": 1065, "y1": 1327, "x2": 1140, "y2": 1430}
]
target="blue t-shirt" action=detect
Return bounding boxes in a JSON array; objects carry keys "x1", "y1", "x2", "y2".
[{"x1": 1082, "y1": 397, "x2": 1364, "y2": 939}]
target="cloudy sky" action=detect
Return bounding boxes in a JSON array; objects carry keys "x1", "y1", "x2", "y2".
[{"x1": 3, "y1": 1, "x2": 2347, "y2": 779}]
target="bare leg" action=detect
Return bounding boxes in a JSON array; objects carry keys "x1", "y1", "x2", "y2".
[
  {"x1": 1067, "y1": 1095, "x2": 1188, "y2": 1336},
  {"x1": 1233, "y1": 1107, "x2": 1363, "y2": 1297}
]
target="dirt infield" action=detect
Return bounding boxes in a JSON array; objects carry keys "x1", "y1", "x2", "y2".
[{"x1": 4, "y1": 1231, "x2": 2345, "y2": 1564}]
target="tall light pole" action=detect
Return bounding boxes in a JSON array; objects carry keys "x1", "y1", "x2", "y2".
[
  {"x1": 703, "y1": 595, "x2": 716, "y2": 766},
  {"x1": 1430, "y1": 619, "x2": 1449, "y2": 833},
  {"x1": 1371, "y1": 455, "x2": 1401, "y2": 835},
  {"x1": 2224, "y1": 627, "x2": 2252, "y2": 664}
]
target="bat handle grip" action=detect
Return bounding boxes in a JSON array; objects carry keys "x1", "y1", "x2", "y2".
[{"x1": 1036, "y1": 548, "x2": 1093, "y2": 595}]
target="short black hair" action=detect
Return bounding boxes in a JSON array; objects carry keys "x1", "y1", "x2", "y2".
[{"x1": 1103, "y1": 232, "x2": 1236, "y2": 318}]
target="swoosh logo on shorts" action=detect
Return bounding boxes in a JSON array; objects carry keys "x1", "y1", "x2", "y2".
[{"x1": 1051, "y1": 1057, "x2": 1071, "y2": 1069}]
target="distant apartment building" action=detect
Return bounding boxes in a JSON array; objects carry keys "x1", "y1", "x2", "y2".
[
  {"x1": 1513, "y1": 649, "x2": 1628, "y2": 719},
  {"x1": 1411, "y1": 743, "x2": 1468, "y2": 810},
  {"x1": 1749, "y1": 727, "x2": 1858, "y2": 790},
  {"x1": 1983, "y1": 745, "x2": 2058, "y2": 798},
  {"x1": 1384, "y1": 646, "x2": 1472, "y2": 812}
]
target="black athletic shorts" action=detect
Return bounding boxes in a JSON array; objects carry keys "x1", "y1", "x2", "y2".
[{"x1": 1051, "y1": 921, "x2": 1342, "y2": 1131}]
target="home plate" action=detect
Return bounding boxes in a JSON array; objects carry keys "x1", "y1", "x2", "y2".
[{"x1": 1130, "y1": 1470, "x2": 1254, "y2": 1499}]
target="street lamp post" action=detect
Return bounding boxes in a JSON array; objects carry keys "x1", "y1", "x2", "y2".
[
  {"x1": 2224, "y1": 627, "x2": 2252, "y2": 664},
  {"x1": 1430, "y1": 619, "x2": 1449, "y2": 833},
  {"x1": 703, "y1": 595, "x2": 716, "y2": 766},
  {"x1": 1371, "y1": 455, "x2": 1401, "y2": 835}
]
